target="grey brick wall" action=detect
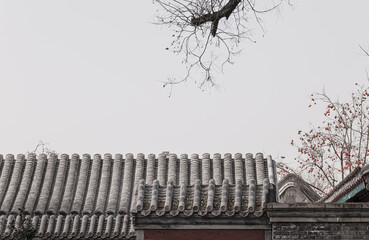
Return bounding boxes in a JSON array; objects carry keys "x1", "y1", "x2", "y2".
[{"x1": 272, "y1": 223, "x2": 369, "y2": 240}]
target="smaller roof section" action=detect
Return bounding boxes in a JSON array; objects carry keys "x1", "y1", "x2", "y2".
[
  {"x1": 278, "y1": 174, "x2": 321, "y2": 203},
  {"x1": 319, "y1": 164, "x2": 369, "y2": 203},
  {"x1": 134, "y1": 153, "x2": 279, "y2": 222}
]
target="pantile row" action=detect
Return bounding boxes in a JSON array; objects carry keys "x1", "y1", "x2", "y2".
[{"x1": 0, "y1": 152, "x2": 278, "y2": 238}]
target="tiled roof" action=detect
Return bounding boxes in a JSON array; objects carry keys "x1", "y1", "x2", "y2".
[
  {"x1": 0, "y1": 152, "x2": 278, "y2": 238},
  {"x1": 319, "y1": 164, "x2": 369, "y2": 203},
  {"x1": 278, "y1": 174, "x2": 321, "y2": 202}
]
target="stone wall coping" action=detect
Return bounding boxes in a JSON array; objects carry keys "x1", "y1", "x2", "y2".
[
  {"x1": 267, "y1": 202, "x2": 369, "y2": 209},
  {"x1": 136, "y1": 224, "x2": 271, "y2": 230},
  {"x1": 267, "y1": 203, "x2": 369, "y2": 223}
]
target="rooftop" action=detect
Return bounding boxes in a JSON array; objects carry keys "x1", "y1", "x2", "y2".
[
  {"x1": 0, "y1": 152, "x2": 278, "y2": 238},
  {"x1": 278, "y1": 173, "x2": 321, "y2": 203},
  {"x1": 319, "y1": 164, "x2": 369, "y2": 203}
]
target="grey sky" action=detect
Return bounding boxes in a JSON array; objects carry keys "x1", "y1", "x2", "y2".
[{"x1": 1, "y1": 0, "x2": 369, "y2": 163}]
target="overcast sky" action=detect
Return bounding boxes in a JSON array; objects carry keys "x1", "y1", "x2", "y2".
[{"x1": 1, "y1": 1, "x2": 369, "y2": 164}]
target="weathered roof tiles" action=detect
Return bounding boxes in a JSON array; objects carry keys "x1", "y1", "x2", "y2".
[
  {"x1": 134, "y1": 153, "x2": 277, "y2": 218},
  {"x1": 278, "y1": 173, "x2": 321, "y2": 203},
  {"x1": 319, "y1": 164, "x2": 369, "y2": 203},
  {"x1": 0, "y1": 152, "x2": 278, "y2": 238}
]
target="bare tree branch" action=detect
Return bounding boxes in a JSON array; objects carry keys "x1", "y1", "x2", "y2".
[
  {"x1": 191, "y1": 0, "x2": 242, "y2": 37},
  {"x1": 153, "y1": 0, "x2": 286, "y2": 90}
]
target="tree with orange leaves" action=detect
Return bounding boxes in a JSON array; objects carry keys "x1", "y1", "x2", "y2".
[{"x1": 292, "y1": 83, "x2": 369, "y2": 193}]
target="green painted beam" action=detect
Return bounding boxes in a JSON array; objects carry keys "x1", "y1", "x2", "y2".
[{"x1": 337, "y1": 182, "x2": 366, "y2": 203}]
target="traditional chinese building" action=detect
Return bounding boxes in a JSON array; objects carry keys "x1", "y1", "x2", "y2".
[
  {"x1": 270, "y1": 164, "x2": 369, "y2": 239},
  {"x1": 1, "y1": 152, "x2": 369, "y2": 239},
  {"x1": 278, "y1": 173, "x2": 320, "y2": 203},
  {"x1": 319, "y1": 164, "x2": 369, "y2": 203}
]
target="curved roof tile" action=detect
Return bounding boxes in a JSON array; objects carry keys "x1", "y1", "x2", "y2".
[
  {"x1": 0, "y1": 152, "x2": 278, "y2": 238},
  {"x1": 319, "y1": 164, "x2": 369, "y2": 203},
  {"x1": 278, "y1": 173, "x2": 321, "y2": 203}
]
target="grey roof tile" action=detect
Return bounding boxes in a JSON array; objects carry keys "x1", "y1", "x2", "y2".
[
  {"x1": 71, "y1": 153, "x2": 91, "y2": 214},
  {"x1": 0, "y1": 152, "x2": 278, "y2": 238},
  {"x1": 319, "y1": 164, "x2": 369, "y2": 203},
  {"x1": 12, "y1": 154, "x2": 35, "y2": 214},
  {"x1": 278, "y1": 173, "x2": 321, "y2": 203},
  {"x1": 0, "y1": 155, "x2": 15, "y2": 211},
  {"x1": 1, "y1": 154, "x2": 25, "y2": 215}
]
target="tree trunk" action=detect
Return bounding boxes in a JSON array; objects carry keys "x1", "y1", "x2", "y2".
[{"x1": 191, "y1": 0, "x2": 241, "y2": 36}]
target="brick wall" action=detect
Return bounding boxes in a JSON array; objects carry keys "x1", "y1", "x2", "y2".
[
  {"x1": 142, "y1": 229, "x2": 265, "y2": 240},
  {"x1": 272, "y1": 222, "x2": 369, "y2": 239},
  {"x1": 267, "y1": 203, "x2": 369, "y2": 240}
]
